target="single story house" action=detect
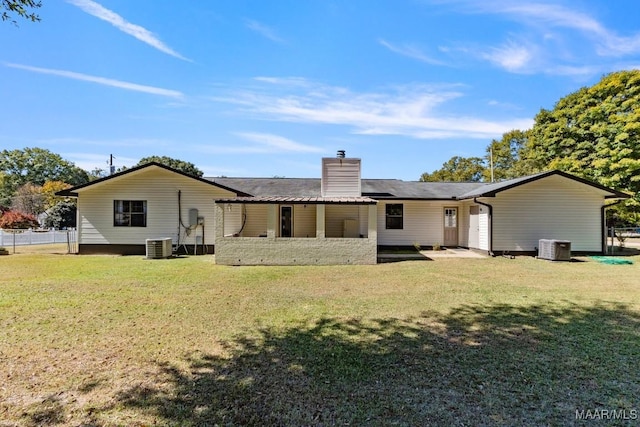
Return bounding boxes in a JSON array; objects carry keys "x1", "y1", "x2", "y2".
[{"x1": 57, "y1": 153, "x2": 629, "y2": 265}]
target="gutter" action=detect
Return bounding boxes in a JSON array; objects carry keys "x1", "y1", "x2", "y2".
[
  {"x1": 474, "y1": 198, "x2": 494, "y2": 257},
  {"x1": 601, "y1": 199, "x2": 625, "y2": 254}
]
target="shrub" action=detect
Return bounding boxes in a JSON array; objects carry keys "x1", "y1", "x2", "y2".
[{"x1": 0, "y1": 210, "x2": 40, "y2": 229}]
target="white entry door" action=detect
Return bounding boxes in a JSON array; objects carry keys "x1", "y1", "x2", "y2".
[
  {"x1": 444, "y1": 207, "x2": 458, "y2": 247},
  {"x1": 468, "y1": 205, "x2": 479, "y2": 249}
]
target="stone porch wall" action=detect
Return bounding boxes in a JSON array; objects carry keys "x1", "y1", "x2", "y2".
[{"x1": 215, "y1": 236, "x2": 377, "y2": 265}]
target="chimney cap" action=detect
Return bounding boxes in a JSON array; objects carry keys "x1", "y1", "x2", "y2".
[{"x1": 337, "y1": 150, "x2": 346, "y2": 158}]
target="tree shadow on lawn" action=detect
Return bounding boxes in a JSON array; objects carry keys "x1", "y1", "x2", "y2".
[{"x1": 116, "y1": 303, "x2": 640, "y2": 426}]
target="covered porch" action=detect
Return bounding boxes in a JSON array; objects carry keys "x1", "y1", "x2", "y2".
[{"x1": 214, "y1": 196, "x2": 378, "y2": 265}]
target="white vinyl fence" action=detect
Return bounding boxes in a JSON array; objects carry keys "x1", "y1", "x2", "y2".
[{"x1": 0, "y1": 229, "x2": 77, "y2": 253}]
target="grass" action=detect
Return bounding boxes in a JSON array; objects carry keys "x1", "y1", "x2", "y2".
[{"x1": 1, "y1": 250, "x2": 639, "y2": 426}]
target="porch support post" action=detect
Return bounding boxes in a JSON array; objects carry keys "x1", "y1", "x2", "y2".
[
  {"x1": 316, "y1": 204, "x2": 325, "y2": 238},
  {"x1": 367, "y1": 204, "x2": 377, "y2": 242},
  {"x1": 215, "y1": 204, "x2": 225, "y2": 239},
  {"x1": 267, "y1": 204, "x2": 277, "y2": 239}
]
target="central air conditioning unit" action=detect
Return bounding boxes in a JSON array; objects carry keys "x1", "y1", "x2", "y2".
[
  {"x1": 538, "y1": 239, "x2": 571, "y2": 261},
  {"x1": 145, "y1": 237, "x2": 173, "y2": 259}
]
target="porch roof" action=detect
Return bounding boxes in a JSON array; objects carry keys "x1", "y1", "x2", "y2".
[{"x1": 215, "y1": 196, "x2": 377, "y2": 205}]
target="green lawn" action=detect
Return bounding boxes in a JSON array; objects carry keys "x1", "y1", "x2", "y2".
[{"x1": 1, "y1": 251, "x2": 639, "y2": 426}]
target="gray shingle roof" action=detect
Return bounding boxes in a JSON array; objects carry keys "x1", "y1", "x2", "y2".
[
  {"x1": 457, "y1": 170, "x2": 630, "y2": 199},
  {"x1": 56, "y1": 162, "x2": 629, "y2": 201},
  {"x1": 362, "y1": 179, "x2": 485, "y2": 199},
  {"x1": 210, "y1": 177, "x2": 486, "y2": 199},
  {"x1": 457, "y1": 171, "x2": 550, "y2": 199},
  {"x1": 210, "y1": 178, "x2": 321, "y2": 197},
  {"x1": 212, "y1": 170, "x2": 630, "y2": 200}
]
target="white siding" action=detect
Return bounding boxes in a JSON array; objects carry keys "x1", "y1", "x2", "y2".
[
  {"x1": 77, "y1": 167, "x2": 235, "y2": 246},
  {"x1": 294, "y1": 205, "x2": 316, "y2": 238},
  {"x1": 458, "y1": 203, "x2": 467, "y2": 247},
  {"x1": 478, "y1": 206, "x2": 490, "y2": 251},
  {"x1": 488, "y1": 174, "x2": 606, "y2": 252},
  {"x1": 377, "y1": 200, "x2": 462, "y2": 246},
  {"x1": 223, "y1": 204, "x2": 243, "y2": 236},
  {"x1": 238, "y1": 204, "x2": 355, "y2": 238},
  {"x1": 321, "y1": 158, "x2": 361, "y2": 197},
  {"x1": 458, "y1": 201, "x2": 472, "y2": 248},
  {"x1": 358, "y1": 205, "x2": 369, "y2": 237},
  {"x1": 325, "y1": 205, "x2": 360, "y2": 237},
  {"x1": 242, "y1": 204, "x2": 268, "y2": 237}
]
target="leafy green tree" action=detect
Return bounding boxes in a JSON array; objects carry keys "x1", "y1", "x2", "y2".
[
  {"x1": 1, "y1": 0, "x2": 41, "y2": 24},
  {"x1": 524, "y1": 70, "x2": 640, "y2": 222},
  {"x1": 485, "y1": 129, "x2": 532, "y2": 181},
  {"x1": 43, "y1": 200, "x2": 76, "y2": 229},
  {"x1": 136, "y1": 156, "x2": 203, "y2": 177},
  {"x1": 420, "y1": 156, "x2": 486, "y2": 182},
  {"x1": 0, "y1": 172, "x2": 8, "y2": 207},
  {"x1": 0, "y1": 148, "x2": 89, "y2": 205}
]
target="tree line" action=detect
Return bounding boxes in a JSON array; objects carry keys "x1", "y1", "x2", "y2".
[
  {"x1": 420, "y1": 70, "x2": 640, "y2": 225},
  {"x1": 0, "y1": 149, "x2": 202, "y2": 229}
]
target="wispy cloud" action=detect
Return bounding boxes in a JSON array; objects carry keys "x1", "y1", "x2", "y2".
[
  {"x1": 244, "y1": 19, "x2": 285, "y2": 43},
  {"x1": 5, "y1": 63, "x2": 184, "y2": 98},
  {"x1": 235, "y1": 132, "x2": 322, "y2": 152},
  {"x1": 488, "y1": 99, "x2": 516, "y2": 108},
  {"x1": 480, "y1": 40, "x2": 534, "y2": 72},
  {"x1": 197, "y1": 132, "x2": 322, "y2": 154},
  {"x1": 215, "y1": 78, "x2": 532, "y2": 140},
  {"x1": 38, "y1": 137, "x2": 170, "y2": 148},
  {"x1": 379, "y1": 39, "x2": 446, "y2": 65},
  {"x1": 439, "y1": 0, "x2": 640, "y2": 57},
  {"x1": 488, "y1": 2, "x2": 640, "y2": 56},
  {"x1": 254, "y1": 76, "x2": 313, "y2": 87},
  {"x1": 67, "y1": 0, "x2": 189, "y2": 61},
  {"x1": 426, "y1": 0, "x2": 640, "y2": 77}
]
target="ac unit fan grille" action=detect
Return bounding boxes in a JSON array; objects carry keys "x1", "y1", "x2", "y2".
[
  {"x1": 538, "y1": 239, "x2": 571, "y2": 261},
  {"x1": 145, "y1": 238, "x2": 172, "y2": 259}
]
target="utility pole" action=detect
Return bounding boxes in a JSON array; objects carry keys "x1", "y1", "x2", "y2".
[{"x1": 489, "y1": 146, "x2": 495, "y2": 183}]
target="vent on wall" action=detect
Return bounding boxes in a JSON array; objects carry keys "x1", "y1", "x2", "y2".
[
  {"x1": 146, "y1": 238, "x2": 173, "y2": 259},
  {"x1": 538, "y1": 239, "x2": 571, "y2": 261}
]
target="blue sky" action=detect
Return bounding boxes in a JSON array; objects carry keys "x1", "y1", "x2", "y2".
[{"x1": 2, "y1": 0, "x2": 640, "y2": 180}]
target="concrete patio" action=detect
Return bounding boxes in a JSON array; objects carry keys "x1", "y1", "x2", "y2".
[{"x1": 377, "y1": 247, "x2": 486, "y2": 262}]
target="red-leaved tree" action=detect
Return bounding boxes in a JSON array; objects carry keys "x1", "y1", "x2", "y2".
[{"x1": 0, "y1": 209, "x2": 39, "y2": 229}]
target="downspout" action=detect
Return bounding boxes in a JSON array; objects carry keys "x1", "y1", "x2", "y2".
[
  {"x1": 474, "y1": 198, "x2": 495, "y2": 257},
  {"x1": 601, "y1": 199, "x2": 624, "y2": 254},
  {"x1": 177, "y1": 190, "x2": 182, "y2": 250}
]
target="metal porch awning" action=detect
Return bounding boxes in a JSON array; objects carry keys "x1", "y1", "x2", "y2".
[{"x1": 215, "y1": 196, "x2": 377, "y2": 205}]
